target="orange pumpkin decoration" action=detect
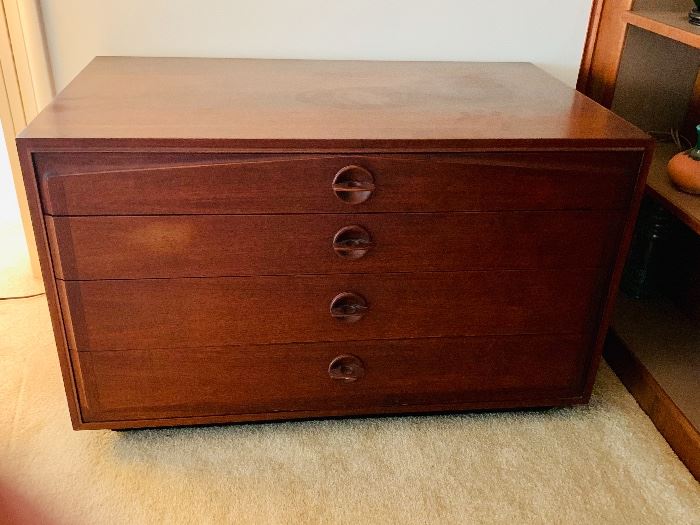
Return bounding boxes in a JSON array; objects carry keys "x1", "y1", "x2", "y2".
[{"x1": 668, "y1": 125, "x2": 700, "y2": 194}]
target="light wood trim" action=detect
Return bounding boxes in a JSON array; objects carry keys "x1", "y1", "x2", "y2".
[
  {"x1": 3, "y1": 1, "x2": 35, "y2": 117},
  {"x1": 0, "y1": 0, "x2": 53, "y2": 277},
  {"x1": 0, "y1": 3, "x2": 25, "y2": 129},
  {"x1": 577, "y1": 0, "x2": 605, "y2": 93},
  {"x1": 577, "y1": 0, "x2": 634, "y2": 107},
  {"x1": 11, "y1": 0, "x2": 53, "y2": 111},
  {"x1": 624, "y1": 10, "x2": 700, "y2": 50}
]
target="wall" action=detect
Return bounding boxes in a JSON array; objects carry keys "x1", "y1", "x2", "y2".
[
  {"x1": 40, "y1": 0, "x2": 593, "y2": 93},
  {"x1": 0, "y1": 122, "x2": 18, "y2": 222}
]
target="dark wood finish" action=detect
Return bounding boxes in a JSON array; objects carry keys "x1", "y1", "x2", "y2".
[
  {"x1": 45, "y1": 211, "x2": 625, "y2": 279},
  {"x1": 18, "y1": 57, "x2": 648, "y2": 147},
  {"x1": 331, "y1": 165, "x2": 375, "y2": 204},
  {"x1": 332, "y1": 225, "x2": 373, "y2": 260},
  {"x1": 37, "y1": 152, "x2": 640, "y2": 216},
  {"x1": 17, "y1": 57, "x2": 651, "y2": 429},
  {"x1": 605, "y1": 330, "x2": 700, "y2": 480},
  {"x1": 70, "y1": 395, "x2": 591, "y2": 430},
  {"x1": 581, "y1": 144, "x2": 653, "y2": 399},
  {"x1": 328, "y1": 292, "x2": 369, "y2": 323},
  {"x1": 328, "y1": 354, "x2": 366, "y2": 383},
  {"x1": 76, "y1": 335, "x2": 588, "y2": 423},
  {"x1": 16, "y1": 145, "x2": 83, "y2": 428},
  {"x1": 57, "y1": 269, "x2": 604, "y2": 351}
]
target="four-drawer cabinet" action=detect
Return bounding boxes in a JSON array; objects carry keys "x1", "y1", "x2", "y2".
[{"x1": 17, "y1": 58, "x2": 652, "y2": 429}]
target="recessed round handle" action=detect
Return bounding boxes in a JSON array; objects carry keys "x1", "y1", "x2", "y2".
[
  {"x1": 329, "y1": 292, "x2": 368, "y2": 323},
  {"x1": 332, "y1": 225, "x2": 373, "y2": 259},
  {"x1": 328, "y1": 354, "x2": 365, "y2": 383},
  {"x1": 332, "y1": 165, "x2": 375, "y2": 204}
]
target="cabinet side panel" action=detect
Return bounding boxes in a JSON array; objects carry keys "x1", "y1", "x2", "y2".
[
  {"x1": 16, "y1": 140, "x2": 83, "y2": 429},
  {"x1": 582, "y1": 146, "x2": 654, "y2": 397}
]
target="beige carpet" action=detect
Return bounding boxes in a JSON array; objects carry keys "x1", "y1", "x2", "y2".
[{"x1": 1, "y1": 296, "x2": 698, "y2": 525}]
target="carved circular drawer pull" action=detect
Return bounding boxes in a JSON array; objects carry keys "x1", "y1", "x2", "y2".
[
  {"x1": 328, "y1": 354, "x2": 366, "y2": 382},
  {"x1": 332, "y1": 165, "x2": 375, "y2": 204},
  {"x1": 332, "y1": 225, "x2": 373, "y2": 259},
  {"x1": 329, "y1": 292, "x2": 368, "y2": 323}
]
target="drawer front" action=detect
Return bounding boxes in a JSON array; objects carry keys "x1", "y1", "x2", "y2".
[
  {"x1": 38, "y1": 152, "x2": 640, "y2": 215},
  {"x1": 76, "y1": 335, "x2": 588, "y2": 422},
  {"x1": 58, "y1": 270, "x2": 604, "y2": 351},
  {"x1": 46, "y1": 211, "x2": 624, "y2": 279}
]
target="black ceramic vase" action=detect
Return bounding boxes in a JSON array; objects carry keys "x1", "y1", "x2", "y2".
[{"x1": 691, "y1": 1, "x2": 700, "y2": 26}]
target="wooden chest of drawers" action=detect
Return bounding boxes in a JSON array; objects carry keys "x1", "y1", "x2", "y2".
[{"x1": 18, "y1": 57, "x2": 652, "y2": 430}]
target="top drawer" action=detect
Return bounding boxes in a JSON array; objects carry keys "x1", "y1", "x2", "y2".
[{"x1": 35, "y1": 151, "x2": 642, "y2": 215}]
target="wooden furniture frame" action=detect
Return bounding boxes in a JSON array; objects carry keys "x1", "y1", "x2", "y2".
[
  {"x1": 17, "y1": 57, "x2": 651, "y2": 430},
  {"x1": 579, "y1": 0, "x2": 700, "y2": 107},
  {"x1": 578, "y1": 0, "x2": 700, "y2": 479}
]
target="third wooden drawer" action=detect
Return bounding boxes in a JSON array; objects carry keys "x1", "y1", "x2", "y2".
[{"x1": 57, "y1": 269, "x2": 605, "y2": 351}]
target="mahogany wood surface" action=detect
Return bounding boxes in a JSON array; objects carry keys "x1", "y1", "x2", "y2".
[
  {"x1": 46, "y1": 211, "x2": 624, "y2": 280},
  {"x1": 37, "y1": 152, "x2": 640, "y2": 216},
  {"x1": 75, "y1": 395, "x2": 592, "y2": 430},
  {"x1": 56, "y1": 269, "x2": 603, "y2": 351},
  {"x1": 16, "y1": 144, "x2": 83, "y2": 428},
  {"x1": 77, "y1": 335, "x2": 588, "y2": 423},
  {"x1": 16, "y1": 57, "x2": 652, "y2": 429},
  {"x1": 19, "y1": 57, "x2": 648, "y2": 148}
]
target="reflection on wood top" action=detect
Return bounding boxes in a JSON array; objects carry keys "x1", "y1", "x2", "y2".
[{"x1": 19, "y1": 57, "x2": 650, "y2": 149}]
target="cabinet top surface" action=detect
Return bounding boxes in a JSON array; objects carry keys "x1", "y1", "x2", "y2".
[{"x1": 19, "y1": 57, "x2": 649, "y2": 149}]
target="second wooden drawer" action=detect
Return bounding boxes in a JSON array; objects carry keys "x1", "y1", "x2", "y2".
[{"x1": 46, "y1": 211, "x2": 623, "y2": 279}]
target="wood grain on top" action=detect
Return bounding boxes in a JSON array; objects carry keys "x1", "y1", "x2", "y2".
[{"x1": 19, "y1": 57, "x2": 649, "y2": 149}]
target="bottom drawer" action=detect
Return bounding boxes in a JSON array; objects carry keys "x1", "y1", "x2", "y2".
[{"x1": 76, "y1": 335, "x2": 589, "y2": 425}]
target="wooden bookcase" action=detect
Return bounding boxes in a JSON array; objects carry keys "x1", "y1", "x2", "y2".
[{"x1": 579, "y1": 0, "x2": 699, "y2": 479}]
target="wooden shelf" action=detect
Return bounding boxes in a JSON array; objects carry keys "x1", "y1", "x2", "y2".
[
  {"x1": 625, "y1": 10, "x2": 700, "y2": 49},
  {"x1": 581, "y1": 0, "x2": 700, "y2": 481},
  {"x1": 608, "y1": 293, "x2": 700, "y2": 478},
  {"x1": 613, "y1": 293, "x2": 700, "y2": 429},
  {"x1": 646, "y1": 142, "x2": 700, "y2": 235}
]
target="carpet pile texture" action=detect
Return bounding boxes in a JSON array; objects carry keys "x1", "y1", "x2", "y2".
[
  {"x1": 0, "y1": 219, "x2": 42, "y2": 299},
  {"x1": 1, "y1": 296, "x2": 699, "y2": 524}
]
